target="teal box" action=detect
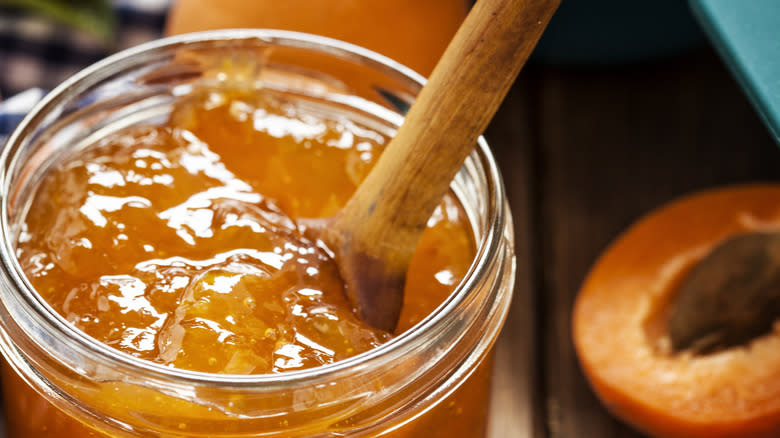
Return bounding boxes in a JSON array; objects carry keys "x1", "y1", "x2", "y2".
[{"x1": 690, "y1": 0, "x2": 780, "y2": 145}]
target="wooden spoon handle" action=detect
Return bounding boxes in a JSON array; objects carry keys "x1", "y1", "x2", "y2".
[{"x1": 326, "y1": 0, "x2": 559, "y2": 331}]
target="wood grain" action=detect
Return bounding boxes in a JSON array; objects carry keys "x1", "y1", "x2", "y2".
[
  {"x1": 324, "y1": 0, "x2": 559, "y2": 331},
  {"x1": 487, "y1": 70, "x2": 545, "y2": 438},
  {"x1": 534, "y1": 50, "x2": 780, "y2": 438}
]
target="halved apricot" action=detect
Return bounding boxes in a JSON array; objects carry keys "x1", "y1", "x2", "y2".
[{"x1": 573, "y1": 184, "x2": 780, "y2": 438}]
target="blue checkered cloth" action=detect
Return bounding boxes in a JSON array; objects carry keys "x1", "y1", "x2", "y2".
[
  {"x1": 0, "y1": 88, "x2": 45, "y2": 145},
  {"x1": 0, "y1": 0, "x2": 169, "y2": 98}
]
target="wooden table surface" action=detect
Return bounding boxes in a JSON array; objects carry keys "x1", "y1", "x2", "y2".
[{"x1": 485, "y1": 47, "x2": 780, "y2": 438}]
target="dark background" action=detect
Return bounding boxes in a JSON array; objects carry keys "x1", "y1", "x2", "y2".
[{"x1": 486, "y1": 1, "x2": 780, "y2": 436}]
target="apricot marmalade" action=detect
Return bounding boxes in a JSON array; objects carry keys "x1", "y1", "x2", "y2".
[{"x1": 16, "y1": 87, "x2": 475, "y2": 375}]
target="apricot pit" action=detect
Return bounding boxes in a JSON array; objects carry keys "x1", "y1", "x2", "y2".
[{"x1": 573, "y1": 184, "x2": 780, "y2": 438}]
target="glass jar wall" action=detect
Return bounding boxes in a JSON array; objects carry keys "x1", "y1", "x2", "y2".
[{"x1": 0, "y1": 31, "x2": 514, "y2": 437}]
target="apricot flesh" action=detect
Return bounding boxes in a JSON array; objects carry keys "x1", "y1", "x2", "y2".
[{"x1": 573, "y1": 184, "x2": 780, "y2": 438}]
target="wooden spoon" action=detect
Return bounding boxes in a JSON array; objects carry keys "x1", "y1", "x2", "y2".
[
  {"x1": 669, "y1": 231, "x2": 780, "y2": 354},
  {"x1": 321, "y1": 0, "x2": 560, "y2": 331}
]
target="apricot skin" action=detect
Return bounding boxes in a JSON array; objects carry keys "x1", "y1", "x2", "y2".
[{"x1": 573, "y1": 185, "x2": 780, "y2": 438}]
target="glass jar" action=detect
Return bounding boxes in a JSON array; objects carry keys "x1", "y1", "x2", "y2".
[{"x1": 0, "y1": 30, "x2": 515, "y2": 437}]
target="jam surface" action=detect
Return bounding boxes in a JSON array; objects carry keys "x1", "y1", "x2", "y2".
[{"x1": 17, "y1": 88, "x2": 475, "y2": 375}]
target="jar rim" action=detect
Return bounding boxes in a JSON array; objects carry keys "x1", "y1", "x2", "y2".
[{"x1": 0, "y1": 29, "x2": 507, "y2": 390}]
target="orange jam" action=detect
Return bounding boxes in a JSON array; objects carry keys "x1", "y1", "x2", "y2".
[{"x1": 15, "y1": 87, "x2": 476, "y2": 383}]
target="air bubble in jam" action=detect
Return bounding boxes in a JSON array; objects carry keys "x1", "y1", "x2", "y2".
[{"x1": 17, "y1": 88, "x2": 476, "y2": 375}]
